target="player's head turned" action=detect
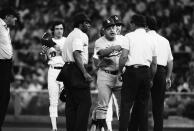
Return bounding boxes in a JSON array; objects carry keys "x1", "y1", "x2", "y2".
[
  {"x1": 146, "y1": 16, "x2": 158, "y2": 31},
  {"x1": 73, "y1": 12, "x2": 91, "y2": 33}
]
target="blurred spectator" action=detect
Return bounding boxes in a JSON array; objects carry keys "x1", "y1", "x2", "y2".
[
  {"x1": 164, "y1": 89, "x2": 191, "y2": 117},
  {"x1": 186, "y1": 61, "x2": 194, "y2": 91}
]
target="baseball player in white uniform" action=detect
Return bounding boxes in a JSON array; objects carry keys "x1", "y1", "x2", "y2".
[
  {"x1": 105, "y1": 15, "x2": 125, "y2": 131},
  {"x1": 91, "y1": 17, "x2": 127, "y2": 131},
  {"x1": 41, "y1": 21, "x2": 66, "y2": 131}
]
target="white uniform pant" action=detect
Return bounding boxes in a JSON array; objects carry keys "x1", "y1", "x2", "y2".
[
  {"x1": 106, "y1": 93, "x2": 119, "y2": 131},
  {"x1": 95, "y1": 69, "x2": 120, "y2": 119},
  {"x1": 106, "y1": 93, "x2": 119, "y2": 122},
  {"x1": 48, "y1": 67, "x2": 63, "y2": 117}
]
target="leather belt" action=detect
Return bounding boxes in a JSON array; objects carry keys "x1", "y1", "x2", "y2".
[
  {"x1": 53, "y1": 67, "x2": 63, "y2": 69},
  {"x1": 65, "y1": 61, "x2": 75, "y2": 65},
  {"x1": 157, "y1": 65, "x2": 165, "y2": 69},
  {"x1": 127, "y1": 64, "x2": 149, "y2": 69},
  {"x1": 102, "y1": 69, "x2": 119, "y2": 75},
  {"x1": 64, "y1": 62, "x2": 88, "y2": 69},
  {"x1": 0, "y1": 59, "x2": 12, "y2": 63},
  {"x1": 50, "y1": 66, "x2": 63, "y2": 70}
]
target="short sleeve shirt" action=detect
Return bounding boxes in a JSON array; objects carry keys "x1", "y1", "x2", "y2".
[
  {"x1": 47, "y1": 37, "x2": 66, "y2": 66},
  {"x1": 94, "y1": 35, "x2": 127, "y2": 70},
  {"x1": 62, "y1": 28, "x2": 89, "y2": 64},
  {"x1": 0, "y1": 18, "x2": 13, "y2": 59},
  {"x1": 124, "y1": 28, "x2": 157, "y2": 67},
  {"x1": 148, "y1": 31, "x2": 173, "y2": 66}
]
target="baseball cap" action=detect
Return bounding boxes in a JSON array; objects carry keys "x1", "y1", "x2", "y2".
[
  {"x1": 103, "y1": 18, "x2": 115, "y2": 29},
  {"x1": 73, "y1": 12, "x2": 91, "y2": 26},
  {"x1": 110, "y1": 15, "x2": 124, "y2": 26}
]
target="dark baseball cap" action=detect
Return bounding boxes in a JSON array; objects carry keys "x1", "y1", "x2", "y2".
[
  {"x1": 103, "y1": 18, "x2": 115, "y2": 29},
  {"x1": 73, "y1": 12, "x2": 91, "y2": 26},
  {"x1": 110, "y1": 15, "x2": 124, "y2": 26}
]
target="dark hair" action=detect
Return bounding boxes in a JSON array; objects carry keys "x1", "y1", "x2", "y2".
[
  {"x1": 73, "y1": 12, "x2": 91, "y2": 28},
  {"x1": 50, "y1": 21, "x2": 65, "y2": 31},
  {"x1": 131, "y1": 14, "x2": 146, "y2": 28},
  {"x1": 0, "y1": 7, "x2": 19, "y2": 19},
  {"x1": 146, "y1": 16, "x2": 158, "y2": 31},
  {"x1": 99, "y1": 28, "x2": 104, "y2": 36}
]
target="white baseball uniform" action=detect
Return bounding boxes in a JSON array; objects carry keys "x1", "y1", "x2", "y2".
[
  {"x1": 93, "y1": 35, "x2": 127, "y2": 121},
  {"x1": 47, "y1": 37, "x2": 66, "y2": 117}
]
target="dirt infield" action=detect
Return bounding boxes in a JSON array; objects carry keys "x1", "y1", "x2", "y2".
[{"x1": 2, "y1": 115, "x2": 194, "y2": 131}]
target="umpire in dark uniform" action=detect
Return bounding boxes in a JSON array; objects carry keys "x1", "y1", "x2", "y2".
[
  {"x1": 0, "y1": 8, "x2": 19, "y2": 131},
  {"x1": 128, "y1": 16, "x2": 174, "y2": 131},
  {"x1": 118, "y1": 14, "x2": 157, "y2": 131},
  {"x1": 57, "y1": 13, "x2": 92, "y2": 131},
  {"x1": 147, "y1": 16, "x2": 173, "y2": 131}
]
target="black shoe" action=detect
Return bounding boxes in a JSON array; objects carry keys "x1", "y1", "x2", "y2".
[{"x1": 90, "y1": 119, "x2": 108, "y2": 131}]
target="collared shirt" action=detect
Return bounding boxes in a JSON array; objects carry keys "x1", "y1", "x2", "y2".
[
  {"x1": 147, "y1": 30, "x2": 173, "y2": 66},
  {"x1": 0, "y1": 18, "x2": 13, "y2": 59},
  {"x1": 94, "y1": 35, "x2": 127, "y2": 71},
  {"x1": 62, "y1": 28, "x2": 89, "y2": 64},
  {"x1": 124, "y1": 28, "x2": 157, "y2": 67},
  {"x1": 47, "y1": 37, "x2": 66, "y2": 66}
]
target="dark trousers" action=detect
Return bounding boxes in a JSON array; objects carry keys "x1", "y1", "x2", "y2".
[
  {"x1": 128, "y1": 100, "x2": 140, "y2": 131},
  {"x1": 129, "y1": 65, "x2": 166, "y2": 131},
  {"x1": 65, "y1": 88, "x2": 91, "y2": 131},
  {"x1": 119, "y1": 66, "x2": 151, "y2": 131},
  {"x1": 57, "y1": 63, "x2": 92, "y2": 131},
  {"x1": 151, "y1": 65, "x2": 166, "y2": 131},
  {"x1": 0, "y1": 59, "x2": 13, "y2": 131}
]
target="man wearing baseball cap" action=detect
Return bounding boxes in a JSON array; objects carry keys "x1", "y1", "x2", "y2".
[
  {"x1": 104, "y1": 15, "x2": 126, "y2": 131},
  {"x1": 57, "y1": 12, "x2": 92, "y2": 131},
  {"x1": 110, "y1": 15, "x2": 124, "y2": 35},
  {"x1": 90, "y1": 17, "x2": 127, "y2": 131}
]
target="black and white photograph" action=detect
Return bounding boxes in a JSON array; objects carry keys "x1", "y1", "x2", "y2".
[{"x1": 0, "y1": 0, "x2": 194, "y2": 131}]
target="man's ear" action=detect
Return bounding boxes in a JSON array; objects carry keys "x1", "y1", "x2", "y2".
[
  {"x1": 78, "y1": 23, "x2": 82, "y2": 28},
  {"x1": 5, "y1": 15, "x2": 9, "y2": 20}
]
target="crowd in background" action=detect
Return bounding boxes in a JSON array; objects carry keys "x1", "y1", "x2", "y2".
[{"x1": 1, "y1": 0, "x2": 194, "y2": 117}]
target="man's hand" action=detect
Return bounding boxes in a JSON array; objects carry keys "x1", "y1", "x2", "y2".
[
  {"x1": 112, "y1": 45, "x2": 122, "y2": 51},
  {"x1": 118, "y1": 72, "x2": 123, "y2": 82},
  {"x1": 41, "y1": 45, "x2": 49, "y2": 54},
  {"x1": 40, "y1": 45, "x2": 49, "y2": 62},
  {"x1": 166, "y1": 77, "x2": 171, "y2": 89},
  {"x1": 83, "y1": 72, "x2": 93, "y2": 82}
]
